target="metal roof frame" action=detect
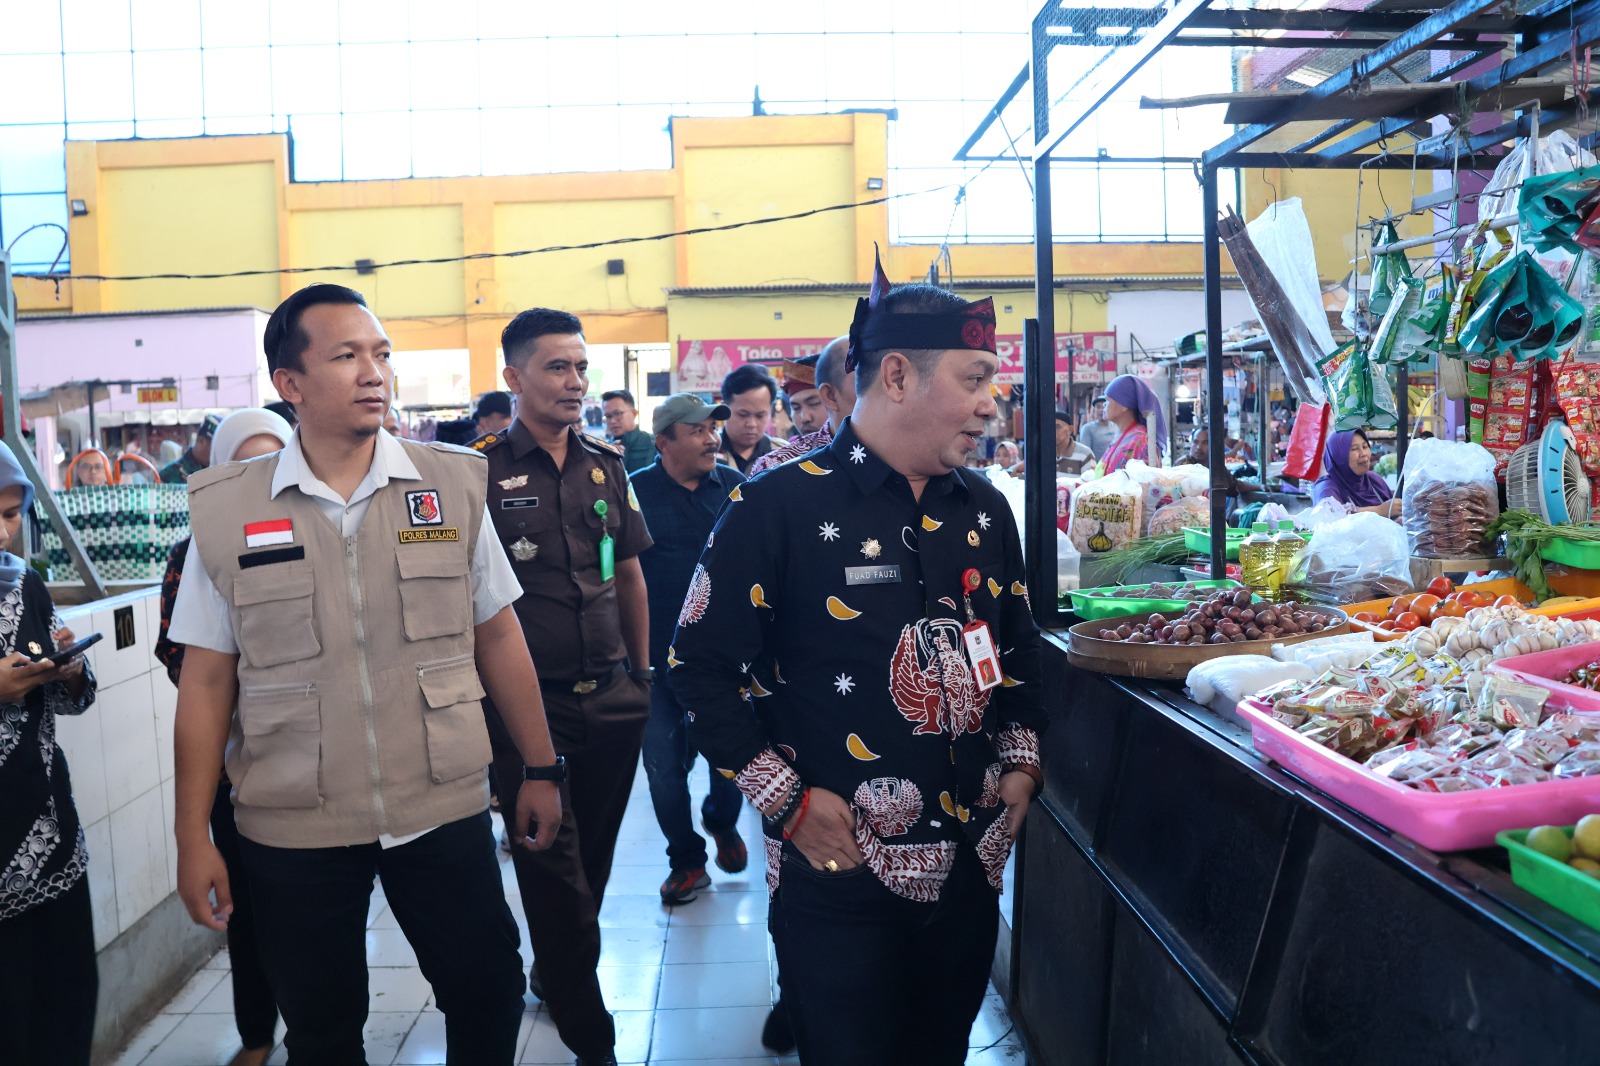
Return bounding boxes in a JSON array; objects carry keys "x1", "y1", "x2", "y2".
[{"x1": 991, "y1": 0, "x2": 1600, "y2": 627}]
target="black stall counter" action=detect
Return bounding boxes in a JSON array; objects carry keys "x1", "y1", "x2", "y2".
[{"x1": 1010, "y1": 633, "x2": 1600, "y2": 1065}]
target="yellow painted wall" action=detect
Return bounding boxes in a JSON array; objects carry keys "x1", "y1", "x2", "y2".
[
  {"x1": 494, "y1": 198, "x2": 675, "y2": 316},
  {"x1": 99, "y1": 162, "x2": 281, "y2": 312},
  {"x1": 681, "y1": 144, "x2": 857, "y2": 287},
  {"x1": 1240, "y1": 165, "x2": 1433, "y2": 283},
  {"x1": 288, "y1": 205, "x2": 465, "y2": 320}
]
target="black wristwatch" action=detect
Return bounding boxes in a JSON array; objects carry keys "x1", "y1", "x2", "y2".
[
  {"x1": 522, "y1": 756, "x2": 568, "y2": 783},
  {"x1": 630, "y1": 666, "x2": 656, "y2": 683}
]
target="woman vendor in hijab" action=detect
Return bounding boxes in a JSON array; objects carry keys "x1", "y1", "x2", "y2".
[
  {"x1": 1099, "y1": 374, "x2": 1166, "y2": 474},
  {"x1": 0, "y1": 441, "x2": 99, "y2": 1066},
  {"x1": 1312, "y1": 428, "x2": 1401, "y2": 519}
]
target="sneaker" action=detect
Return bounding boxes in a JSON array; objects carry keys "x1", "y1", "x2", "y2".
[
  {"x1": 659, "y1": 867, "x2": 712, "y2": 904},
  {"x1": 762, "y1": 1001, "x2": 796, "y2": 1053},
  {"x1": 705, "y1": 824, "x2": 748, "y2": 874}
]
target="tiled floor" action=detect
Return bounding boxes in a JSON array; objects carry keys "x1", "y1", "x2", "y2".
[{"x1": 108, "y1": 766, "x2": 1025, "y2": 1065}]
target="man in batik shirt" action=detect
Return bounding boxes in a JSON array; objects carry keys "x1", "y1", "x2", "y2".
[{"x1": 670, "y1": 259, "x2": 1046, "y2": 1065}]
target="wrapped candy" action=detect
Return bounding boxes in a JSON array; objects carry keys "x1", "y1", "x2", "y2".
[
  {"x1": 1555, "y1": 743, "x2": 1600, "y2": 778},
  {"x1": 1500, "y1": 727, "x2": 1576, "y2": 768},
  {"x1": 1476, "y1": 674, "x2": 1549, "y2": 729}
]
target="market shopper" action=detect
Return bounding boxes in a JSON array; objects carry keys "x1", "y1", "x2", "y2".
[
  {"x1": 1099, "y1": 374, "x2": 1166, "y2": 474},
  {"x1": 0, "y1": 441, "x2": 99, "y2": 1066},
  {"x1": 630, "y1": 394, "x2": 748, "y2": 902},
  {"x1": 475, "y1": 390, "x2": 515, "y2": 437},
  {"x1": 67, "y1": 448, "x2": 113, "y2": 487},
  {"x1": 1312, "y1": 428, "x2": 1400, "y2": 518},
  {"x1": 155, "y1": 407, "x2": 295, "y2": 1066},
  {"x1": 1187, "y1": 427, "x2": 1261, "y2": 501},
  {"x1": 160, "y1": 413, "x2": 223, "y2": 484},
  {"x1": 472, "y1": 307, "x2": 653, "y2": 1066},
  {"x1": 170, "y1": 284, "x2": 565, "y2": 1066},
  {"x1": 782, "y1": 353, "x2": 828, "y2": 437},
  {"x1": 672, "y1": 263, "x2": 1046, "y2": 1065},
  {"x1": 748, "y1": 338, "x2": 857, "y2": 479},
  {"x1": 1079, "y1": 394, "x2": 1118, "y2": 458},
  {"x1": 717, "y1": 364, "x2": 787, "y2": 474},
  {"x1": 601, "y1": 388, "x2": 655, "y2": 473}
]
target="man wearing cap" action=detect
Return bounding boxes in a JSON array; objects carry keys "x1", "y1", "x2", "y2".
[
  {"x1": 601, "y1": 389, "x2": 655, "y2": 473},
  {"x1": 671, "y1": 259, "x2": 1047, "y2": 1063},
  {"x1": 160, "y1": 414, "x2": 222, "y2": 483},
  {"x1": 472, "y1": 308, "x2": 652, "y2": 1066},
  {"x1": 474, "y1": 390, "x2": 515, "y2": 438},
  {"x1": 628, "y1": 394, "x2": 748, "y2": 903},
  {"x1": 1079, "y1": 394, "x2": 1118, "y2": 459},
  {"x1": 747, "y1": 339, "x2": 857, "y2": 479}
]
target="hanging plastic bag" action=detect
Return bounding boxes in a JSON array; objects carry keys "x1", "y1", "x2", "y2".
[
  {"x1": 1399, "y1": 438, "x2": 1500, "y2": 559},
  {"x1": 1318, "y1": 341, "x2": 1367, "y2": 432},
  {"x1": 1366, "y1": 352, "x2": 1400, "y2": 431},
  {"x1": 1367, "y1": 221, "x2": 1413, "y2": 317},
  {"x1": 1369, "y1": 276, "x2": 1430, "y2": 365},
  {"x1": 1282, "y1": 402, "x2": 1331, "y2": 481}
]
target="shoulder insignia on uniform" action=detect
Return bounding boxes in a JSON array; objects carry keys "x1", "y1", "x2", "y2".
[
  {"x1": 580, "y1": 432, "x2": 624, "y2": 458},
  {"x1": 469, "y1": 433, "x2": 500, "y2": 452}
]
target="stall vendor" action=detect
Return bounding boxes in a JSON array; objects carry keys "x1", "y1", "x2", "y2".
[
  {"x1": 1186, "y1": 428, "x2": 1259, "y2": 500},
  {"x1": 1312, "y1": 429, "x2": 1400, "y2": 518},
  {"x1": 1099, "y1": 374, "x2": 1165, "y2": 474}
]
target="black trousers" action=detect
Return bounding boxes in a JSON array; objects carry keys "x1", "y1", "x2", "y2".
[
  {"x1": 486, "y1": 674, "x2": 650, "y2": 1061},
  {"x1": 237, "y1": 810, "x2": 524, "y2": 1066},
  {"x1": 0, "y1": 874, "x2": 98, "y2": 1066},
  {"x1": 210, "y1": 780, "x2": 279, "y2": 1050},
  {"x1": 770, "y1": 841, "x2": 998, "y2": 1066}
]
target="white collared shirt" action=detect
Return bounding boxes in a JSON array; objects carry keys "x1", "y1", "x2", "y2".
[{"x1": 170, "y1": 429, "x2": 519, "y2": 653}]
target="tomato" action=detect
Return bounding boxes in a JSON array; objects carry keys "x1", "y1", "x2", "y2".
[
  {"x1": 1427, "y1": 576, "x2": 1455, "y2": 598},
  {"x1": 1493, "y1": 595, "x2": 1520, "y2": 609},
  {"x1": 1455, "y1": 591, "x2": 1488, "y2": 610},
  {"x1": 1433, "y1": 598, "x2": 1466, "y2": 618},
  {"x1": 1394, "y1": 612, "x2": 1422, "y2": 632},
  {"x1": 1353, "y1": 611, "x2": 1381, "y2": 624},
  {"x1": 1392, "y1": 594, "x2": 1416, "y2": 616},
  {"x1": 1378, "y1": 619, "x2": 1399, "y2": 631},
  {"x1": 1409, "y1": 594, "x2": 1442, "y2": 622}
]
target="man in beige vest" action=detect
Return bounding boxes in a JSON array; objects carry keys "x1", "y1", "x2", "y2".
[{"x1": 170, "y1": 284, "x2": 564, "y2": 1066}]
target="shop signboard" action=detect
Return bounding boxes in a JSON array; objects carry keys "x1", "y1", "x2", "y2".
[
  {"x1": 674, "y1": 337, "x2": 833, "y2": 393},
  {"x1": 137, "y1": 387, "x2": 179, "y2": 404},
  {"x1": 676, "y1": 331, "x2": 1118, "y2": 392}
]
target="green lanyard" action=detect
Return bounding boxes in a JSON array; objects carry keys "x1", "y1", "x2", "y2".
[{"x1": 594, "y1": 500, "x2": 614, "y2": 581}]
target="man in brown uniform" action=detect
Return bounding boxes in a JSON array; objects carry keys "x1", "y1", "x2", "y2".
[{"x1": 473, "y1": 308, "x2": 653, "y2": 1066}]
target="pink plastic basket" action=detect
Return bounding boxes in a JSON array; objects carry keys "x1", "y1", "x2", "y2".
[
  {"x1": 1486, "y1": 641, "x2": 1600, "y2": 714},
  {"x1": 1237, "y1": 701, "x2": 1600, "y2": 851}
]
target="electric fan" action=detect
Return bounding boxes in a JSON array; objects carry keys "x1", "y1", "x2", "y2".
[{"x1": 1505, "y1": 420, "x2": 1591, "y2": 524}]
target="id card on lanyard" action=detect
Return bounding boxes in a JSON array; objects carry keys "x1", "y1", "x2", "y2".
[
  {"x1": 960, "y1": 568, "x2": 1003, "y2": 692},
  {"x1": 595, "y1": 500, "x2": 615, "y2": 581}
]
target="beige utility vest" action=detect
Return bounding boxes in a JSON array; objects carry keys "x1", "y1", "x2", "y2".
[{"x1": 188, "y1": 441, "x2": 494, "y2": 848}]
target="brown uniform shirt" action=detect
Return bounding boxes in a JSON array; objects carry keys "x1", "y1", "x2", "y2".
[{"x1": 474, "y1": 419, "x2": 652, "y2": 680}]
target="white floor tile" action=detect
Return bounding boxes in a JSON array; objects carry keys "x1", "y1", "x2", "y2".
[
  {"x1": 160, "y1": 967, "x2": 227, "y2": 1015},
  {"x1": 393, "y1": 1009, "x2": 448, "y2": 1065},
  {"x1": 655, "y1": 960, "x2": 773, "y2": 1010},
  {"x1": 661, "y1": 923, "x2": 771, "y2": 966},
  {"x1": 516, "y1": 1010, "x2": 570, "y2": 1064},
  {"x1": 598, "y1": 893, "x2": 671, "y2": 929},
  {"x1": 969, "y1": 993, "x2": 1016, "y2": 1049},
  {"x1": 664, "y1": 889, "x2": 768, "y2": 927},
  {"x1": 204, "y1": 947, "x2": 232, "y2": 970},
  {"x1": 370, "y1": 903, "x2": 404, "y2": 930},
  {"x1": 365, "y1": 927, "x2": 421, "y2": 968},
  {"x1": 597, "y1": 963, "x2": 662, "y2": 1011},
  {"x1": 139, "y1": 1011, "x2": 248, "y2": 1066},
  {"x1": 368, "y1": 966, "x2": 436, "y2": 1015},
  {"x1": 598, "y1": 924, "x2": 668, "y2": 967},
  {"x1": 191, "y1": 972, "x2": 235, "y2": 1013},
  {"x1": 650, "y1": 1005, "x2": 776, "y2": 1061},
  {"x1": 104, "y1": 1011, "x2": 182, "y2": 1066},
  {"x1": 269, "y1": 1011, "x2": 417, "y2": 1066}
]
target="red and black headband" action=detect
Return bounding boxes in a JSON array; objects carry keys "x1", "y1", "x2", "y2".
[{"x1": 845, "y1": 247, "x2": 998, "y2": 372}]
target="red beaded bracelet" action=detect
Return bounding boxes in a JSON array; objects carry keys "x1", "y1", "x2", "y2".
[{"x1": 782, "y1": 788, "x2": 812, "y2": 840}]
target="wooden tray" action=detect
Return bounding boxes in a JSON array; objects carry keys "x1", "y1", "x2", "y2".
[{"x1": 1066, "y1": 605, "x2": 1350, "y2": 681}]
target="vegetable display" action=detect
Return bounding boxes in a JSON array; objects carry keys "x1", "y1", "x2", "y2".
[
  {"x1": 1096, "y1": 588, "x2": 1332, "y2": 645},
  {"x1": 1483, "y1": 509, "x2": 1600, "y2": 602},
  {"x1": 1563, "y1": 660, "x2": 1600, "y2": 691}
]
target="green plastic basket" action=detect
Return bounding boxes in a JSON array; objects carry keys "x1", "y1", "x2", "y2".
[
  {"x1": 1065, "y1": 579, "x2": 1245, "y2": 622},
  {"x1": 1497, "y1": 827, "x2": 1600, "y2": 933},
  {"x1": 1540, "y1": 529, "x2": 1600, "y2": 571},
  {"x1": 1183, "y1": 526, "x2": 1249, "y2": 560}
]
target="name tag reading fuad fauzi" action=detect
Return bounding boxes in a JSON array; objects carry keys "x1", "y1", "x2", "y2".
[
  {"x1": 398, "y1": 528, "x2": 459, "y2": 543},
  {"x1": 844, "y1": 565, "x2": 903, "y2": 586}
]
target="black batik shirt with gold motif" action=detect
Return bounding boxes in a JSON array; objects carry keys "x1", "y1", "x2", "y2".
[
  {"x1": 475, "y1": 419, "x2": 651, "y2": 680},
  {"x1": 670, "y1": 419, "x2": 1045, "y2": 902}
]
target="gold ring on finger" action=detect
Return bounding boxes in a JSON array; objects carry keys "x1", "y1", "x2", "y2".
[{"x1": 823, "y1": 859, "x2": 840, "y2": 873}]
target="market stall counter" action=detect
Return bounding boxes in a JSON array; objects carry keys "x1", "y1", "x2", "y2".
[{"x1": 1012, "y1": 634, "x2": 1600, "y2": 1066}]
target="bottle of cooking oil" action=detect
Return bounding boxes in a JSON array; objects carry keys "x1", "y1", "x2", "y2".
[
  {"x1": 1272, "y1": 521, "x2": 1307, "y2": 590},
  {"x1": 1239, "y1": 522, "x2": 1277, "y2": 598}
]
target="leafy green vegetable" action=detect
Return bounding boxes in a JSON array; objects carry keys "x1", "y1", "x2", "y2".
[
  {"x1": 1088, "y1": 533, "x2": 1190, "y2": 585},
  {"x1": 1480, "y1": 509, "x2": 1600, "y2": 602}
]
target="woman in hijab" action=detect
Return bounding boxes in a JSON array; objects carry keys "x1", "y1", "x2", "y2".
[
  {"x1": 67, "y1": 448, "x2": 113, "y2": 488},
  {"x1": 1312, "y1": 429, "x2": 1400, "y2": 518},
  {"x1": 0, "y1": 441, "x2": 98, "y2": 1065},
  {"x1": 1099, "y1": 374, "x2": 1167, "y2": 474},
  {"x1": 155, "y1": 408, "x2": 294, "y2": 1066}
]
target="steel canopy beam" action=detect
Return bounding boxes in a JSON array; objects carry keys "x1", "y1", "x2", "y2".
[{"x1": 1201, "y1": 0, "x2": 1508, "y2": 168}]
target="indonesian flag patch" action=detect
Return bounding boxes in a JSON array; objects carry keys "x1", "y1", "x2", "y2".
[{"x1": 244, "y1": 519, "x2": 294, "y2": 548}]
